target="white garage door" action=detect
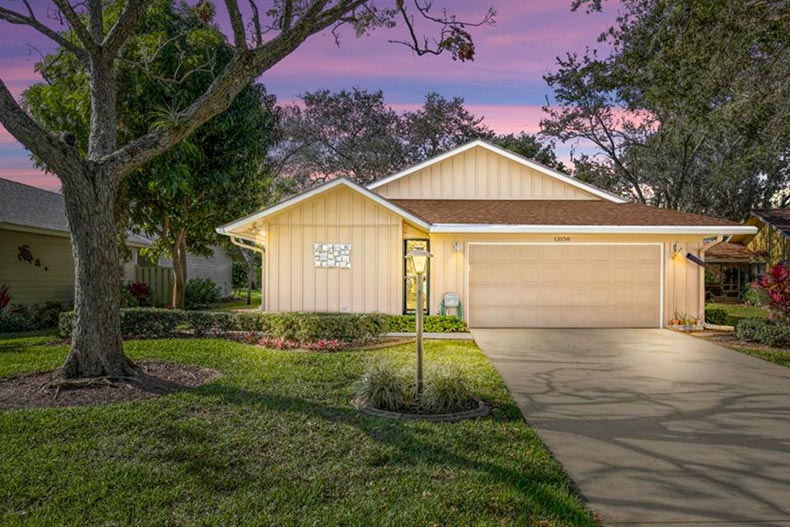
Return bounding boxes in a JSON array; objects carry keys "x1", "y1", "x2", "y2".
[{"x1": 468, "y1": 244, "x2": 662, "y2": 328}]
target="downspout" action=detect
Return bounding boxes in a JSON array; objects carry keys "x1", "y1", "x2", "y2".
[{"x1": 230, "y1": 236, "x2": 266, "y2": 311}]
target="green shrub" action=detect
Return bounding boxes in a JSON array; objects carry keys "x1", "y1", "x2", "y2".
[
  {"x1": 743, "y1": 283, "x2": 767, "y2": 306},
  {"x1": 354, "y1": 362, "x2": 411, "y2": 411},
  {"x1": 736, "y1": 318, "x2": 790, "y2": 348},
  {"x1": 387, "y1": 315, "x2": 468, "y2": 333},
  {"x1": 705, "y1": 308, "x2": 728, "y2": 325},
  {"x1": 59, "y1": 308, "x2": 391, "y2": 342},
  {"x1": 0, "y1": 312, "x2": 36, "y2": 333},
  {"x1": 185, "y1": 278, "x2": 220, "y2": 309},
  {"x1": 420, "y1": 366, "x2": 476, "y2": 414},
  {"x1": 355, "y1": 362, "x2": 477, "y2": 414},
  {"x1": 0, "y1": 302, "x2": 67, "y2": 333}
]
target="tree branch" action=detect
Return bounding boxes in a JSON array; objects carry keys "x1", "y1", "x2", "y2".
[
  {"x1": 247, "y1": 0, "x2": 263, "y2": 45},
  {"x1": 0, "y1": 4, "x2": 87, "y2": 62},
  {"x1": 51, "y1": 0, "x2": 100, "y2": 56},
  {"x1": 87, "y1": 0, "x2": 103, "y2": 42},
  {"x1": 224, "y1": 0, "x2": 247, "y2": 49},
  {"x1": 103, "y1": 0, "x2": 147, "y2": 57},
  {"x1": 0, "y1": 78, "x2": 83, "y2": 184}
]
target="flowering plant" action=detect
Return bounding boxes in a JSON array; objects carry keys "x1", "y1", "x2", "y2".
[{"x1": 753, "y1": 263, "x2": 790, "y2": 324}]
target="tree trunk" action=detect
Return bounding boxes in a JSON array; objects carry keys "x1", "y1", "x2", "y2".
[
  {"x1": 246, "y1": 252, "x2": 256, "y2": 305},
  {"x1": 170, "y1": 232, "x2": 188, "y2": 309},
  {"x1": 61, "y1": 169, "x2": 135, "y2": 379}
]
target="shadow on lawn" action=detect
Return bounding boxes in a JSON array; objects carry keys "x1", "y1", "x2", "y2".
[{"x1": 176, "y1": 381, "x2": 594, "y2": 523}]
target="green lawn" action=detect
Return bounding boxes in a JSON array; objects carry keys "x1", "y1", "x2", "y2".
[
  {"x1": 706, "y1": 302, "x2": 768, "y2": 320},
  {"x1": 0, "y1": 336, "x2": 596, "y2": 526},
  {"x1": 214, "y1": 290, "x2": 262, "y2": 311},
  {"x1": 727, "y1": 344, "x2": 790, "y2": 368}
]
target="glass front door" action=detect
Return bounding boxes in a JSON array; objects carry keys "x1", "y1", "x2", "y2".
[{"x1": 404, "y1": 239, "x2": 430, "y2": 314}]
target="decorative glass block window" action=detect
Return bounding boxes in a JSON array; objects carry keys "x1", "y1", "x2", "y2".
[{"x1": 313, "y1": 243, "x2": 351, "y2": 268}]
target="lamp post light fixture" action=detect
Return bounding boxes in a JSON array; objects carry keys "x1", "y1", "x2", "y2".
[{"x1": 406, "y1": 246, "x2": 432, "y2": 394}]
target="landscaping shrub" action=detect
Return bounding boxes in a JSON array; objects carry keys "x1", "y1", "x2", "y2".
[
  {"x1": 752, "y1": 263, "x2": 790, "y2": 323},
  {"x1": 127, "y1": 281, "x2": 152, "y2": 307},
  {"x1": 420, "y1": 366, "x2": 476, "y2": 414},
  {"x1": 0, "y1": 285, "x2": 10, "y2": 313},
  {"x1": 0, "y1": 311, "x2": 36, "y2": 333},
  {"x1": 387, "y1": 315, "x2": 468, "y2": 333},
  {"x1": 355, "y1": 362, "x2": 411, "y2": 411},
  {"x1": 185, "y1": 278, "x2": 221, "y2": 309},
  {"x1": 705, "y1": 308, "x2": 728, "y2": 325},
  {"x1": 0, "y1": 301, "x2": 67, "y2": 333},
  {"x1": 736, "y1": 318, "x2": 790, "y2": 348},
  {"x1": 743, "y1": 283, "x2": 767, "y2": 306},
  {"x1": 355, "y1": 362, "x2": 477, "y2": 414},
  {"x1": 60, "y1": 308, "x2": 391, "y2": 343}
]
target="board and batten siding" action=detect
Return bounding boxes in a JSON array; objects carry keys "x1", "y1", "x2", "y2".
[
  {"x1": 375, "y1": 145, "x2": 599, "y2": 200},
  {"x1": 0, "y1": 230, "x2": 74, "y2": 305},
  {"x1": 427, "y1": 234, "x2": 707, "y2": 327},
  {"x1": 263, "y1": 186, "x2": 403, "y2": 314}
]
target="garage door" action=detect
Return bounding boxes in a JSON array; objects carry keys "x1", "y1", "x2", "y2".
[{"x1": 468, "y1": 244, "x2": 662, "y2": 328}]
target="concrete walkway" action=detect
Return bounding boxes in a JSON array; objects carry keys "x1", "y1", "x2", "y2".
[{"x1": 472, "y1": 328, "x2": 790, "y2": 526}]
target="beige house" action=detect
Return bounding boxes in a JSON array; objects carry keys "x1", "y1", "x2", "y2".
[{"x1": 218, "y1": 141, "x2": 756, "y2": 328}]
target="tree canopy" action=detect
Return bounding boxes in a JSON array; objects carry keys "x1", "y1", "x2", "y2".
[
  {"x1": 542, "y1": 0, "x2": 789, "y2": 219},
  {"x1": 275, "y1": 88, "x2": 562, "y2": 187}
]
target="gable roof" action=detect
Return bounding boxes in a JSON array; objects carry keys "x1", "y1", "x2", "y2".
[
  {"x1": 0, "y1": 177, "x2": 69, "y2": 234},
  {"x1": 216, "y1": 177, "x2": 431, "y2": 236},
  {"x1": 390, "y1": 199, "x2": 757, "y2": 235},
  {"x1": 752, "y1": 209, "x2": 790, "y2": 238},
  {"x1": 367, "y1": 139, "x2": 627, "y2": 203},
  {"x1": 0, "y1": 177, "x2": 151, "y2": 246},
  {"x1": 706, "y1": 242, "x2": 765, "y2": 261}
]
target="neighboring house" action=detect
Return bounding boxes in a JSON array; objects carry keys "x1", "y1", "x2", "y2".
[
  {"x1": 218, "y1": 140, "x2": 754, "y2": 328},
  {"x1": 704, "y1": 242, "x2": 765, "y2": 303},
  {"x1": 731, "y1": 209, "x2": 790, "y2": 266},
  {"x1": 0, "y1": 178, "x2": 231, "y2": 305}
]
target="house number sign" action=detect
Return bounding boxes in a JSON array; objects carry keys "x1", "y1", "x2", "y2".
[{"x1": 553, "y1": 236, "x2": 571, "y2": 242}]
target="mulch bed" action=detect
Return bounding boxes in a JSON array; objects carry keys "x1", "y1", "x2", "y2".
[{"x1": 0, "y1": 360, "x2": 220, "y2": 410}]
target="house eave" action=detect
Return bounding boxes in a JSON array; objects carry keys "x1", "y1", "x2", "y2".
[{"x1": 428, "y1": 224, "x2": 759, "y2": 235}]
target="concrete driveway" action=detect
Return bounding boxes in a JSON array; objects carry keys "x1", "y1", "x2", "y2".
[{"x1": 472, "y1": 329, "x2": 790, "y2": 526}]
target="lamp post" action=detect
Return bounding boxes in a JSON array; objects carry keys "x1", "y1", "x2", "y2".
[{"x1": 407, "y1": 247, "x2": 432, "y2": 395}]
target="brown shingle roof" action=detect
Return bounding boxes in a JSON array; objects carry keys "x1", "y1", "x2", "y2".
[
  {"x1": 389, "y1": 199, "x2": 741, "y2": 226},
  {"x1": 752, "y1": 209, "x2": 790, "y2": 237},
  {"x1": 706, "y1": 242, "x2": 764, "y2": 261}
]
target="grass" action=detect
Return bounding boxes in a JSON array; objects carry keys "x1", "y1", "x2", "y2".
[
  {"x1": 214, "y1": 290, "x2": 262, "y2": 311},
  {"x1": 0, "y1": 336, "x2": 596, "y2": 526},
  {"x1": 706, "y1": 302, "x2": 768, "y2": 321},
  {"x1": 726, "y1": 344, "x2": 790, "y2": 367}
]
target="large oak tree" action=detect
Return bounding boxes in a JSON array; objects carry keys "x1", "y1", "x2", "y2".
[{"x1": 0, "y1": 0, "x2": 494, "y2": 379}]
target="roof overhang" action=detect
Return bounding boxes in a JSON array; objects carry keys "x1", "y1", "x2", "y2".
[
  {"x1": 0, "y1": 222, "x2": 70, "y2": 238},
  {"x1": 367, "y1": 139, "x2": 627, "y2": 203},
  {"x1": 216, "y1": 177, "x2": 431, "y2": 237},
  {"x1": 429, "y1": 224, "x2": 759, "y2": 235}
]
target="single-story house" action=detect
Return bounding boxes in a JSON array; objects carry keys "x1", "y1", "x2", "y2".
[
  {"x1": 0, "y1": 177, "x2": 232, "y2": 305},
  {"x1": 730, "y1": 209, "x2": 790, "y2": 266},
  {"x1": 217, "y1": 140, "x2": 756, "y2": 328},
  {"x1": 704, "y1": 242, "x2": 766, "y2": 303}
]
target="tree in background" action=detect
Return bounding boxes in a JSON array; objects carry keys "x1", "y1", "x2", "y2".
[
  {"x1": 275, "y1": 88, "x2": 405, "y2": 186},
  {"x1": 490, "y1": 132, "x2": 566, "y2": 172},
  {"x1": 400, "y1": 92, "x2": 493, "y2": 163},
  {"x1": 276, "y1": 90, "x2": 562, "y2": 187},
  {"x1": 25, "y1": 2, "x2": 281, "y2": 310},
  {"x1": 0, "y1": 0, "x2": 494, "y2": 379},
  {"x1": 542, "y1": 0, "x2": 789, "y2": 219}
]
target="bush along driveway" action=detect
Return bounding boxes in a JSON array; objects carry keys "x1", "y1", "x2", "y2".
[{"x1": 0, "y1": 336, "x2": 597, "y2": 526}]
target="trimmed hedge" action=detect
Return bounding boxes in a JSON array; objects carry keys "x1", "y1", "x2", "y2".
[
  {"x1": 59, "y1": 308, "x2": 390, "y2": 343},
  {"x1": 387, "y1": 315, "x2": 468, "y2": 333},
  {"x1": 705, "y1": 308, "x2": 728, "y2": 325},
  {"x1": 736, "y1": 318, "x2": 790, "y2": 348}
]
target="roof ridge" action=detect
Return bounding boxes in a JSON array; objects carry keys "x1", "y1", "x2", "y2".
[{"x1": 0, "y1": 176, "x2": 62, "y2": 197}]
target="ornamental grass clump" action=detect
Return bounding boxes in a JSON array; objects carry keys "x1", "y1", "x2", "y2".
[{"x1": 355, "y1": 362, "x2": 477, "y2": 415}]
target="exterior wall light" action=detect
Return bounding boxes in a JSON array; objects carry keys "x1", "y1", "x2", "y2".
[
  {"x1": 452, "y1": 241, "x2": 464, "y2": 253},
  {"x1": 406, "y1": 247, "x2": 433, "y2": 394}
]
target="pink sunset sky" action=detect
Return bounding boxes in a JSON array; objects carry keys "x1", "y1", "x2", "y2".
[{"x1": 0, "y1": 0, "x2": 620, "y2": 191}]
